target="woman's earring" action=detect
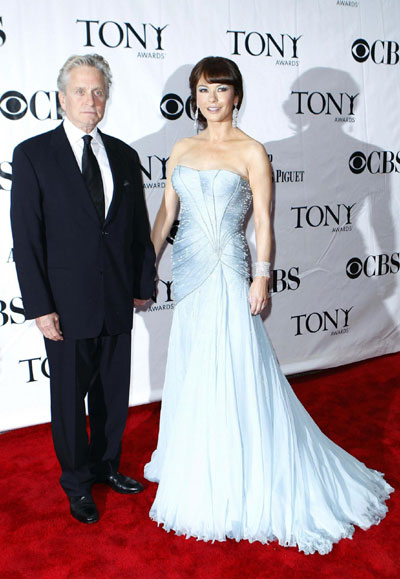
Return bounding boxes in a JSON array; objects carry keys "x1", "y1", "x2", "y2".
[
  {"x1": 194, "y1": 106, "x2": 199, "y2": 131},
  {"x1": 232, "y1": 104, "x2": 239, "y2": 128}
]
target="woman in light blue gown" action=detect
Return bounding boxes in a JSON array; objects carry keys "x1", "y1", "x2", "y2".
[{"x1": 144, "y1": 57, "x2": 393, "y2": 555}]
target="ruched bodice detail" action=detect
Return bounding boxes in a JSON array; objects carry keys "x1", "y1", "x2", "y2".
[{"x1": 171, "y1": 166, "x2": 252, "y2": 303}]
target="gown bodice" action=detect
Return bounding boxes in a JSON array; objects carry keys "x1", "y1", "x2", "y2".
[{"x1": 171, "y1": 165, "x2": 253, "y2": 303}]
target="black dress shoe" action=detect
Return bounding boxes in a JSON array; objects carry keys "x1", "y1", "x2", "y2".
[
  {"x1": 99, "y1": 472, "x2": 144, "y2": 494},
  {"x1": 69, "y1": 495, "x2": 99, "y2": 524}
]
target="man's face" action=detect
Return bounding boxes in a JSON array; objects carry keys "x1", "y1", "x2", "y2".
[{"x1": 59, "y1": 65, "x2": 107, "y2": 133}]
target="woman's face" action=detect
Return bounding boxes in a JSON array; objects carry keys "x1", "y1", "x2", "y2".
[{"x1": 196, "y1": 74, "x2": 238, "y2": 126}]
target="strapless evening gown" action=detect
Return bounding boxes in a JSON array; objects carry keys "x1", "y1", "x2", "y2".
[{"x1": 144, "y1": 165, "x2": 393, "y2": 555}]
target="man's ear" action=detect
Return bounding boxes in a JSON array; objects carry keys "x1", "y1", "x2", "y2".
[{"x1": 58, "y1": 92, "x2": 66, "y2": 112}]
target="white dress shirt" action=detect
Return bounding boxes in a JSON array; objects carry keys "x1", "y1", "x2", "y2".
[{"x1": 63, "y1": 117, "x2": 114, "y2": 216}]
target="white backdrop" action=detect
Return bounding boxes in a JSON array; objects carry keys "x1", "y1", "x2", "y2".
[{"x1": 1, "y1": 0, "x2": 399, "y2": 431}]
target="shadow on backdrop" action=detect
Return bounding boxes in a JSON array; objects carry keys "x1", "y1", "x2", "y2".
[
  {"x1": 130, "y1": 65, "x2": 194, "y2": 400},
  {"x1": 262, "y1": 66, "x2": 398, "y2": 463}
]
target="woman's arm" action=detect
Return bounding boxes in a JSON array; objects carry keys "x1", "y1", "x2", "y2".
[
  {"x1": 151, "y1": 141, "x2": 186, "y2": 257},
  {"x1": 247, "y1": 142, "x2": 273, "y2": 315}
]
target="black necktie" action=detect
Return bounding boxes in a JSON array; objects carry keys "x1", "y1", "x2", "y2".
[{"x1": 82, "y1": 135, "x2": 105, "y2": 220}]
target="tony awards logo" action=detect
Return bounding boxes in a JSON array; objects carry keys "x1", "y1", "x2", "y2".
[
  {"x1": 291, "y1": 307, "x2": 353, "y2": 336},
  {"x1": 140, "y1": 156, "x2": 169, "y2": 190},
  {"x1": 291, "y1": 204, "x2": 355, "y2": 232},
  {"x1": 291, "y1": 91, "x2": 358, "y2": 123},
  {"x1": 77, "y1": 19, "x2": 168, "y2": 58},
  {"x1": 226, "y1": 30, "x2": 301, "y2": 65}
]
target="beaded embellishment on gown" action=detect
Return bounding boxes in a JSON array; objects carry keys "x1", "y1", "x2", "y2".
[{"x1": 144, "y1": 165, "x2": 393, "y2": 555}]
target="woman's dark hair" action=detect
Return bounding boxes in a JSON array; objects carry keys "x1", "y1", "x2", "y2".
[{"x1": 189, "y1": 56, "x2": 243, "y2": 130}]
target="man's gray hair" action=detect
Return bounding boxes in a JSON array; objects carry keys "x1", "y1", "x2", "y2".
[{"x1": 57, "y1": 54, "x2": 112, "y2": 98}]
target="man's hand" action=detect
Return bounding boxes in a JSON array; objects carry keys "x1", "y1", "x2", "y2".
[
  {"x1": 134, "y1": 298, "x2": 149, "y2": 308},
  {"x1": 35, "y1": 312, "x2": 63, "y2": 341}
]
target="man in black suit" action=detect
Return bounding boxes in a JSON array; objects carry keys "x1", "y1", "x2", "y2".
[{"x1": 10, "y1": 54, "x2": 156, "y2": 524}]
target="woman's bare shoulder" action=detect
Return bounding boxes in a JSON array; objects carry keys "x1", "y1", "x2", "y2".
[
  {"x1": 169, "y1": 137, "x2": 197, "y2": 160},
  {"x1": 236, "y1": 132, "x2": 268, "y2": 160}
]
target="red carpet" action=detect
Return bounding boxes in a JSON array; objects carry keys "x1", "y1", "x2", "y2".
[{"x1": 1, "y1": 353, "x2": 399, "y2": 578}]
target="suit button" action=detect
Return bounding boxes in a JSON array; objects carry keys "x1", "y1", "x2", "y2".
[{"x1": 102, "y1": 231, "x2": 109, "y2": 236}]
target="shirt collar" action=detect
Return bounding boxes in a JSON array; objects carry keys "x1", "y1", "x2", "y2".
[{"x1": 63, "y1": 117, "x2": 103, "y2": 147}]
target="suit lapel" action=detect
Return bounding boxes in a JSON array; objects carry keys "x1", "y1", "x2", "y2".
[{"x1": 50, "y1": 123, "x2": 100, "y2": 224}]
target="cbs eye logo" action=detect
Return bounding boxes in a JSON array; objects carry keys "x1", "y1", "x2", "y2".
[
  {"x1": 351, "y1": 39, "x2": 370, "y2": 62},
  {"x1": 348, "y1": 151, "x2": 366, "y2": 174},
  {"x1": 346, "y1": 257, "x2": 363, "y2": 279},
  {"x1": 160, "y1": 93, "x2": 193, "y2": 121},
  {"x1": 0, "y1": 91, "x2": 27, "y2": 120},
  {"x1": 0, "y1": 16, "x2": 6, "y2": 47}
]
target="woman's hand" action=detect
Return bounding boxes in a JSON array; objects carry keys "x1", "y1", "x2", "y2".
[
  {"x1": 248, "y1": 277, "x2": 269, "y2": 316},
  {"x1": 134, "y1": 298, "x2": 149, "y2": 307}
]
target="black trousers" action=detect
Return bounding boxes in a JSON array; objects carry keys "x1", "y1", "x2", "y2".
[{"x1": 45, "y1": 331, "x2": 131, "y2": 497}]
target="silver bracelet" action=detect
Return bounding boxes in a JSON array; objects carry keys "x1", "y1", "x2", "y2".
[{"x1": 253, "y1": 261, "x2": 271, "y2": 277}]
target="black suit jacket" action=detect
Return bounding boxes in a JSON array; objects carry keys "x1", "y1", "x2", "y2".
[{"x1": 11, "y1": 123, "x2": 156, "y2": 339}]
